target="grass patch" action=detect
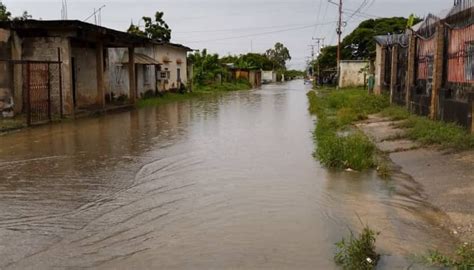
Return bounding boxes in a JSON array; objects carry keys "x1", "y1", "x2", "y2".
[
  {"x1": 335, "y1": 225, "x2": 380, "y2": 270},
  {"x1": 376, "y1": 161, "x2": 392, "y2": 180},
  {"x1": 424, "y1": 242, "x2": 474, "y2": 269},
  {"x1": 380, "y1": 106, "x2": 411, "y2": 120},
  {"x1": 308, "y1": 88, "x2": 388, "y2": 170},
  {"x1": 0, "y1": 116, "x2": 26, "y2": 132},
  {"x1": 382, "y1": 106, "x2": 474, "y2": 150},
  {"x1": 137, "y1": 80, "x2": 252, "y2": 108}
]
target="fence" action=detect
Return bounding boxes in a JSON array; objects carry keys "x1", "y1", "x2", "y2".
[
  {"x1": 0, "y1": 56, "x2": 63, "y2": 126},
  {"x1": 377, "y1": 6, "x2": 474, "y2": 132}
]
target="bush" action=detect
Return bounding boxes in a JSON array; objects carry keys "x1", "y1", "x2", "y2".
[
  {"x1": 308, "y1": 89, "x2": 381, "y2": 170},
  {"x1": 335, "y1": 226, "x2": 380, "y2": 270},
  {"x1": 315, "y1": 126, "x2": 376, "y2": 171}
]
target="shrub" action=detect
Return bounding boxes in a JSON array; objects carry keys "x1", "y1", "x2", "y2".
[{"x1": 335, "y1": 226, "x2": 380, "y2": 270}]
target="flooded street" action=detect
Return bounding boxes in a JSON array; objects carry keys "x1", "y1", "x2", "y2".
[{"x1": 0, "y1": 81, "x2": 456, "y2": 269}]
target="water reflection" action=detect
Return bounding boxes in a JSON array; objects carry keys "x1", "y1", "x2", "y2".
[{"x1": 0, "y1": 81, "x2": 455, "y2": 269}]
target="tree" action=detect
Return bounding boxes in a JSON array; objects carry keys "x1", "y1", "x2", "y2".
[
  {"x1": 128, "y1": 11, "x2": 171, "y2": 42},
  {"x1": 265, "y1": 42, "x2": 291, "y2": 70},
  {"x1": 188, "y1": 49, "x2": 228, "y2": 85},
  {"x1": 13, "y1": 11, "x2": 32, "y2": 21},
  {"x1": 0, "y1": 1, "x2": 11, "y2": 21},
  {"x1": 127, "y1": 23, "x2": 146, "y2": 37},
  {"x1": 341, "y1": 17, "x2": 421, "y2": 59}
]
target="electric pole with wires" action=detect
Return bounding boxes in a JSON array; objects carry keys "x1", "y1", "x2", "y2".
[{"x1": 337, "y1": 0, "x2": 343, "y2": 88}]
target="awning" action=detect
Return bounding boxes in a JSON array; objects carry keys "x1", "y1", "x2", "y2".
[{"x1": 121, "y1": 52, "x2": 161, "y2": 65}]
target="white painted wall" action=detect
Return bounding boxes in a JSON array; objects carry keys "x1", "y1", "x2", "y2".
[
  {"x1": 262, "y1": 70, "x2": 276, "y2": 83},
  {"x1": 339, "y1": 60, "x2": 368, "y2": 88},
  {"x1": 153, "y1": 44, "x2": 188, "y2": 91}
]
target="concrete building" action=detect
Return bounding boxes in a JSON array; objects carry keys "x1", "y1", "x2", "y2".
[
  {"x1": 338, "y1": 60, "x2": 368, "y2": 88},
  {"x1": 106, "y1": 42, "x2": 192, "y2": 100},
  {"x1": 0, "y1": 20, "x2": 192, "y2": 122}
]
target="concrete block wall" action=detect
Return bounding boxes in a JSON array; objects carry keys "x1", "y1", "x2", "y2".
[
  {"x1": 71, "y1": 46, "x2": 98, "y2": 109},
  {"x1": 22, "y1": 36, "x2": 73, "y2": 115},
  {"x1": 339, "y1": 60, "x2": 368, "y2": 88}
]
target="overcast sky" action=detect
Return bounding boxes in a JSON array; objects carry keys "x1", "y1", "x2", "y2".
[{"x1": 4, "y1": 0, "x2": 452, "y2": 69}]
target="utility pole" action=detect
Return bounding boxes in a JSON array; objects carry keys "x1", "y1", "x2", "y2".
[
  {"x1": 312, "y1": 37, "x2": 325, "y2": 86},
  {"x1": 337, "y1": 0, "x2": 343, "y2": 87}
]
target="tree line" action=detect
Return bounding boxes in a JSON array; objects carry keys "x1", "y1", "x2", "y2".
[{"x1": 311, "y1": 16, "x2": 421, "y2": 83}]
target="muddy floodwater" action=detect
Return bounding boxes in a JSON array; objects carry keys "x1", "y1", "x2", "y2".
[{"x1": 0, "y1": 81, "x2": 457, "y2": 269}]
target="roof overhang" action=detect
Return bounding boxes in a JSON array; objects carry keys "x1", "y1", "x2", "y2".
[
  {"x1": 121, "y1": 52, "x2": 161, "y2": 65},
  {"x1": 0, "y1": 20, "x2": 151, "y2": 47}
]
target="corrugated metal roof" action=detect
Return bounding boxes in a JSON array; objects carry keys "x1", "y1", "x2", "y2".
[
  {"x1": 374, "y1": 33, "x2": 409, "y2": 46},
  {"x1": 121, "y1": 52, "x2": 161, "y2": 65}
]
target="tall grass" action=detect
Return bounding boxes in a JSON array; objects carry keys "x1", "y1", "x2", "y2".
[
  {"x1": 308, "y1": 88, "x2": 388, "y2": 170},
  {"x1": 382, "y1": 106, "x2": 474, "y2": 150},
  {"x1": 335, "y1": 226, "x2": 380, "y2": 270}
]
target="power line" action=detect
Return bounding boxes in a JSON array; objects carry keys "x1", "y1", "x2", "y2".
[
  {"x1": 174, "y1": 22, "x2": 321, "y2": 34},
  {"x1": 183, "y1": 21, "x2": 338, "y2": 44}
]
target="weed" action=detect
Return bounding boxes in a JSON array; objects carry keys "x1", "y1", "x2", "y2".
[
  {"x1": 376, "y1": 161, "x2": 391, "y2": 179},
  {"x1": 382, "y1": 105, "x2": 474, "y2": 150},
  {"x1": 425, "y1": 242, "x2": 474, "y2": 269},
  {"x1": 308, "y1": 88, "x2": 383, "y2": 170},
  {"x1": 380, "y1": 106, "x2": 410, "y2": 120},
  {"x1": 335, "y1": 225, "x2": 380, "y2": 270}
]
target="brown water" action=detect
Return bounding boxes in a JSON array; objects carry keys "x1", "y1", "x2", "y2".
[{"x1": 0, "y1": 81, "x2": 456, "y2": 269}]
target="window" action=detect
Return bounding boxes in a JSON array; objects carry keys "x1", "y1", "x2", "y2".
[
  {"x1": 177, "y1": 68, "x2": 181, "y2": 82},
  {"x1": 465, "y1": 43, "x2": 474, "y2": 81}
]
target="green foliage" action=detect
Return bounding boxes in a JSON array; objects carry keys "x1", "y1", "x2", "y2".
[
  {"x1": 0, "y1": 1, "x2": 11, "y2": 21},
  {"x1": 188, "y1": 49, "x2": 229, "y2": 85},
  {"x1": 312, "y1": 17, "x2": 421, "y2": 73},
  {"x1": 315, "y1": 125, "x2": 376, "y2": 170},
  {"x1": 128, "y1": 11, "x2": 171, "y2": 42},
  {"x1": 265, "y1": 42, "x2": 291, "y2": 70},
  {"x1": 403, "y1": 117, "x2": 474, "y2": 149},
  {"x1": 382, "y1": 106, "x2": 474, "y2": 150},
  {"x1": 127, "y1": 23, "x2": 145, "y2": 37},
  {"x1": 335, "y1": 226, "x2": 380, "y2": 270},
  {"x1": 342, "y1": 17, "x2": 418, "y2": 59},
  {"x1": 137, "y1": 81, "x2": 251, "y2": 108},
  {"x1": 380, "y1": 106, "x2": 411, "y2": 120},
  {"x1": 284, "y1": 69, "x2": 305, "y2": 80},
  {"x1": 307, "y1": 89, "x2": 388, "y2": 170},
  {"x1": 425, "y1": 243, "x2": 474, "y2": 269}
]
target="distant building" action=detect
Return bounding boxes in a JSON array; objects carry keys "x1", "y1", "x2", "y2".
[
  {"x1": 262, "y1": 70, "x2": 276, "y2": 84},
  {"x1": 338, "y1": 60, "x2": 368, "y2": 88}
]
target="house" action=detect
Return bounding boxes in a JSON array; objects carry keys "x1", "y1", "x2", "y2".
[
  {"x1": 0, "y1": 20, "x2": 192, "y2": 124},
  {"x1": 106, "y1": 42, "x2": 192, "y2": 101},
  {"x1": 338, "y1": 60, "x2": 368, "y2": 88}
]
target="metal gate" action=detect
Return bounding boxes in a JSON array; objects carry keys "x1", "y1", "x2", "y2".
[{"x1": 0, "y1": 52, "x2": 63, "y2": 126}]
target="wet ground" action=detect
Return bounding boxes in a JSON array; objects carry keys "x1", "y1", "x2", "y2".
[{"x1": 0, "y1": 81, "x2": 458, "y2": 269}]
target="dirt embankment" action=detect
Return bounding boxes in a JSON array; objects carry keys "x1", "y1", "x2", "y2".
[{"x1": 357, "y1": 115, "x2": 474, "y2": 242}]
